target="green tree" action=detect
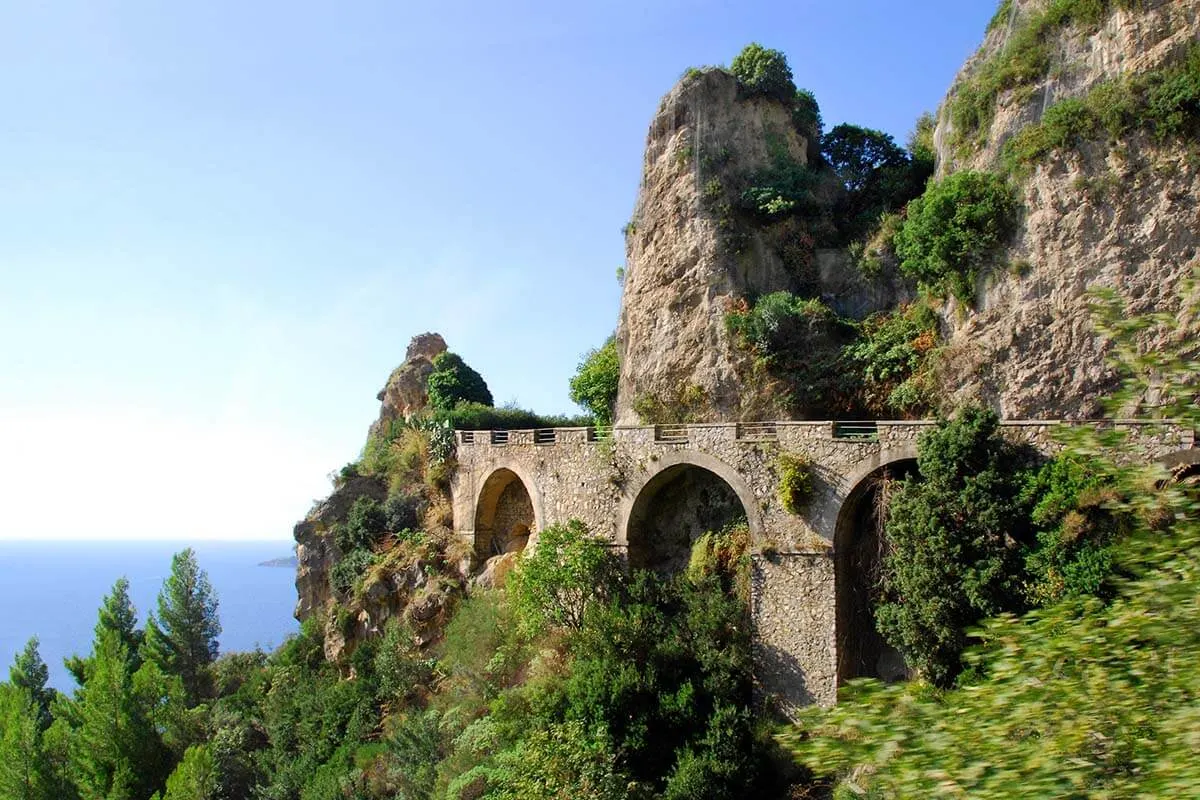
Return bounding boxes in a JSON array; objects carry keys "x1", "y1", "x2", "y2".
[
  {"x1": 893, "y1": 170, "x2": 1018, "y2": 303},
  {"x1": 143, "y1": 549, "x2": 221, "y2": 706},
  {"x1": 822, "y1": 124, "x2": 909, "y2": 194},
  {"x1": 468, "y1": 721, "x2": 632, "y2": 800},
  {"x1": 730, "y1": 43, "x2": 796, "y2": 103},
  {"x1": 0, "y1": 683, "x2": 54, "y2": 800},
  {"x1": 875, "y1": 406, "x2": 1034, "y2": 686},
  {"x1": 66, "y1": 578, "x2": 143, "y2": 686},
  {"x1": 426, "y1": 351, "x2": 493, "y2": 411},
  {"x1": 158, "y1": 745, "x2": 216, "y2": 800},
  {"x1": 508, "y1": 520, "x2": 620, "y2": 635},
  {"x1": 568, "y1": 336, "x2": 619, "y2": 426},
  {"x1": 9, "y1": 638, "x2": 55, "y2": 732},
  {"x1": 56, "y1": 629, "x2": 173, "y2": 800},
  {"x1": 906, "y1": 111, "x2": 937, "y2": 174}
]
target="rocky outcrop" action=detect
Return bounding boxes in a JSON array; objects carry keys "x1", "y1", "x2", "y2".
[
  {"x1": 293, "y1": 475, "x2": 387, "y2": 621},
  {"x1": 932, "y1": 0, "x2": 1200, "y2": 416},
  {"x1": 370, "y1": 332, "x2": 447, "y2": 436},
  {"x1": 614, "y1": 69, "x2": 811, "y2": 425}
]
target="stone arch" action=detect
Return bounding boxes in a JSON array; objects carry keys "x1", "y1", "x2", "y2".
[
  {"x1": 618, "y1": 451, "x2": 764, "y2": 572},
  {"x1": 832, "y1": 447, "x2": 919, "y2": 686},
  {"x1": 474, "y1": 465, "x2": 542, "y2": 560}
]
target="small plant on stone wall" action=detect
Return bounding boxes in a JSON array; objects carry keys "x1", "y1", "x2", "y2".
[{"x1": 777, "y1": 452, "x2": 814, "y2": 514}]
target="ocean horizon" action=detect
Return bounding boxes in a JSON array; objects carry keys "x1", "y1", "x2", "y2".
[{"x1": 0, "y1": 539, "x2": 300, "y2": 689}]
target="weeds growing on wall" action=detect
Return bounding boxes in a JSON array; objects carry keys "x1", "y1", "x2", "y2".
[{"x1": 776, "y1": 454, "x2": 814, "y2": 515}]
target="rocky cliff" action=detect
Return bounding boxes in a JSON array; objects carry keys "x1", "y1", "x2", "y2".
[
  {"x1": 930, "y1": 0, "x2": 1200, "y2": 417},
  {"x1": 294, "y1": 333, "x2": 467, "y2": 663},
  {"x1": 614, "y1": 68, "x2": 813, "y2": 425},
  {"x1": 615, "y1": 5, "x2": 1199, "y2": 424}
]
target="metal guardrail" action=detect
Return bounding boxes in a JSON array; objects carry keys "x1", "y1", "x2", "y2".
[
  {"x1": 736, "y1": 422, "x2": 778, "y2": 441},
  {"x1": 656, "y1": 424, "x2": 688, "y2": 443},
  {"x1": 832, "y1": 421, "x2": 879, "y2": 441},
  {"x1": 453, "y1": 421, "x2": 1187, "y2": 448},
  {"x1": 588, "y1": 426, "x2": 613, "y2": 443}
]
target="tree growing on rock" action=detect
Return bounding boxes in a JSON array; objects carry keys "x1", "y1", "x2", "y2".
[
  {"x1": 426, "y1": 351, "x2": 493, "y2": 411},
  {"x1": 730, "y1": 43, "x2": 796, "y2": 103}
]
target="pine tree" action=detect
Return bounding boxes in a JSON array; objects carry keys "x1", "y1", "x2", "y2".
[
  {"x1": 9, "y1": 638, "x2": 55, "y2": 731},
  {"x1": 65, "y1": 578, "x2": 143, "y2": 686},
  {"x1": 60, "y1": 629, "x2": 171, "y2": 800},
  {"x1": 142, "y1": 549, "x2": 221, "y2": 706},
  {"x1": 0, "y1": 683, "x2": 53, "y2": 800}
]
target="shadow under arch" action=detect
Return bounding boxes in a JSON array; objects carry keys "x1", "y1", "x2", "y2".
[
  {"x1": 618, "y1": 451, "x2": 764, "y2": 573},
  {"x1": 474, "y1": 465, "x2": 542, "y2": 560},
  {"x1": 832, "y1": 446, "x2": 919, "y2": 686}
]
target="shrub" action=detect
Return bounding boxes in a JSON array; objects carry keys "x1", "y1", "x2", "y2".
[
  {"x1": 383, "y1": 490, "x2": 423, "y2": 533},
  {"x1": 508, "y1": 520, "x2": 620, "y2": 636},
  {"x1": 427, "y1": 351, "x2": 493, "y2": 411},
  {"x1": 687, "y1": 522, "x2": 751, "y2": 601},
  {"x1": 1003, "y1": 95, "x2": 1103, "y2": 167},
  {"x1": 907, "y1": 111, "x2": 937, "y2": 176},
  {"x1": 776, "y1": 454, "x2": 814, "y2": 515},
  {"x1": 1019, "y1": 452, "x2": 1133, "y2": 604},
  {"x1": 373, "y1": 619, "x2": 434, "y2": 703},
  {"x1": 631, "y1": 384, "x2": 710, "y2": 425},
  {"x1": 329, "y1": 548, "x2": 375, "y2": 598},
  {"x1": 725, "y1": 293, "x2": 855, "y2": 415},
  {"x1": 792, "y1": 88, "x2": 822, "y2": 138},
  {"x1": 730, "y1": 43, "x2": 796, "y2": 103},
  {"x1": 335, "y1": 496, "x2": 388, "y2": 552},
  {"x1": 438, "y1": 402, "x2": 591, "y2": 431},
  {"x1": 1144, "y1": 42, "x2": 1200, "y2": 139},
  {"x1": 569, "y1": 336, "x2": 619, "y2": 427},
  {"x1": 949, "y1": 0, "x2": 1131, "y2": 147},
  {"x1": 844, "y1": 301, "x2": 939, "y2": 414},
  {"x1": 894, "y1": 171, "x2": 1018, "y2": 303},
  {"x1": 739, "y1": 159, "x2": 818, "y2": 219}
]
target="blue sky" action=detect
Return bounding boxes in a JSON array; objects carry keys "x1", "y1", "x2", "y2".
[{"x1": 0, "y1": 1, "x2": 997, "y2": 540}]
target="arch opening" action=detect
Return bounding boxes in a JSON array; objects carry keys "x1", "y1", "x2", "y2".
[
  {"x1": 626, "y1": 463, "x2": 750, "y2": 573},
  {"x1": 834, "y1": 459, "x2": 917, "y2": 686},
  {"x1": 474, "y1": 468, "x2": 535, "y2": 561}
]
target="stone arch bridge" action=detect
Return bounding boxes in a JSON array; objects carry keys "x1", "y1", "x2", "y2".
[{"x1": 450, "y1": 420, "x2": 1195, "y2": 714}]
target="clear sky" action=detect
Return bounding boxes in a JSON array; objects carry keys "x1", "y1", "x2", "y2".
[{"x1": 0, "y1": 1, "x2": 997, "y2": 541}]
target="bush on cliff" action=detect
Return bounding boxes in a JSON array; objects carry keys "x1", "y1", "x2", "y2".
[
  {"x1": 730, "y1": 43, "x2": 796, "y2": 103},
  {"x1": 893, "y1": 170, "x2": 1018, "y2": 303},
  {"x1": 427, "y1": 351, "x2": 493, "y2": 411}
]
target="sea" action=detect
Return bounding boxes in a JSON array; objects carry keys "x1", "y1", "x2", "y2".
[{"x1": 0, "y1": 540, "x2": 300, "y2": 690}]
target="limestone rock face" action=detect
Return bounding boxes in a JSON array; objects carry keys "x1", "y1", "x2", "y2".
[
  {"x1": 371, "y1": 332, "x2": 447, "y2": 435},
  {"x1": 614, "y1": 69, "x2": 809, "y2": 425},
  {"x1": 293, "y1": 474, "x2": 387, "y2": 622},
  {"x1": 932, "y1": 0, "x2": 1200, "y2": 417}
]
